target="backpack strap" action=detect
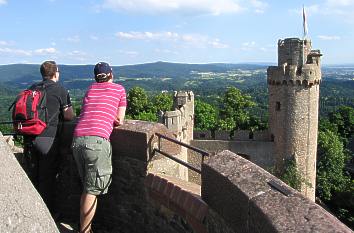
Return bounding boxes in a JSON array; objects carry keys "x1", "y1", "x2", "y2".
[{"x1": 8, "y1": 99, "x2": 16, "y2": 111}]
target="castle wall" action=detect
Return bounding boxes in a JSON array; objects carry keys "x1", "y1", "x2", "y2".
[
  {"x1": 188, "y1": 140, "x2": 274, "y2": 184},
  {"x1": 202, "y1": 150, "x2": 352, "y2": 233},
  {"x1": 32, "y1": 121, "x2": 350, "y2": 233}
]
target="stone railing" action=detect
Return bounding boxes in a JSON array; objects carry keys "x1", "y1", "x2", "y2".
[
  {"x1": 202, "y1": 150, "x2": 352, "y2": 233},
  {"x1": 0, "y1": 132, "x2": 58, "y2": 233}
]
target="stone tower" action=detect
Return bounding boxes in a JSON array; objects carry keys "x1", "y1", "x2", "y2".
[
  {"x1": 173, "y1": 91, "x2": 194, "y2": 142},
  {"x1": 267, "y1": 38, "x2": 322, "y2": 201},
  {"x1": 159, "y1": 91, "x2": 194, "y2": 181}
]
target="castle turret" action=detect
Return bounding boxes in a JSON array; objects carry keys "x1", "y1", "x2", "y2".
[
  {"x1": 173, "y1": 91, "x2": 194, "y2": 142},
  {"x1": 159, "y1": 91, "x2": 194, "y2": 181},
  {"x1": 268, "y1": 38, "x2": 322, "y2": 201}
]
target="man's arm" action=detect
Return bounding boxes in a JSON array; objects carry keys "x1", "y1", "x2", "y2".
[
  {"x1": 63, "y1": 106, "x2": 75, "y2": 121},
  {"x1": 114, "y1": 107, "x2": 126, "y2": 126}
]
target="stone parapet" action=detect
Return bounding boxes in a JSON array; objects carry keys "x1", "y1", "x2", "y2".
[
  {"x1": 0, "y1": 132, "x2": 59, "y2": 233},
  {"x1": 202, "y1": 150, "x2": 352, "y2": 233}
]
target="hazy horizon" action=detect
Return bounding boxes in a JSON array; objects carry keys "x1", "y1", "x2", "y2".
[{"x1": 1, "y1": 61, "x2": 354, "y2": 67}]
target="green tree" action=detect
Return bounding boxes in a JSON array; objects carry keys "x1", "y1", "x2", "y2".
[
  {"x1": 135, "y1": 111, "x2": 158, "y2": 122},
  {"x1": 328, "y1": 106, "x2": 354, "y2": 143},
  {"x1": 151, "y1": 92, "x2": 173, "y2": 113},
  {"x1": 316, "y1": 129, "x2": 350, "y2": 201},
  {"x1": 319, "y1": 118, "x2": 338, "y2": 134},
  {"x1": 218, "y1": 86, "x2": 255, "y2": 130},
  {"x1": 194, "y1": 99, "x2": 217, "y2": 130},
  {"x1": 248, "y1": 115, "x2": 268, "y2": 132},
  {"x1": 126, "y1": 86, "x2": 150, "y2": 118},
  {"x1": 280, "y1": 159, "x2": 304, "y2": 191}
]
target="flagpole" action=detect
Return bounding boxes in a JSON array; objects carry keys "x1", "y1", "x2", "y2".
[{"x1": 302, "y1": 5, "x2": 307, "y2": 65}]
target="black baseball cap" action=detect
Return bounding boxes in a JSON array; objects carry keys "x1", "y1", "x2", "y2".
[{"x1": 94, "y1": 62, "x2": 112, "y2": 77}]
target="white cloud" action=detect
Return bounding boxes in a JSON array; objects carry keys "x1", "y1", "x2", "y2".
[
  {"x1": 326, "y1": 0, "x2": 354, "y2": 7},
  {"x1": 34, "y1": 48, "x2": 57, "y2": 55},
  {"x1": 249, "y1": 0, "x2": 268, "y2": 13},
  {"x1": 116, "y1": 31, "x2": 229, "y2": 49},
  {"x1": 318, "y1": 35, "x2": 341, "y2": 40},
  {"x1": 68, "y1": 50, "x2": 87, "y2": 56},
  {"x1": 116, "y1": 31, "x2": 179, "y2": 40},
  {"x1": 209, "y1": 39, "x2": 229, "y2": 48},
  {"x1": 290, "y1": 5, "x2": 320, "y2": 15},
  {"x1": 0, "y1": 40, "x2": 13, "y2": 46},
  {"x1": 154, "y1": 48, "x2": 179, "y2": 54},
  {"x1": 65, "y1": 35, "x2": 80, "y2": 43},
  {"x1": 242, "y1": 41, "x2": 256, "y2": 47},
  {"x1": 295, "y1": 2, "x2": 354, "y2": 20},
  {"x1": 0, "y1": 0, "x2": 7, "y2": 6},
  {"x1": 90, "y1": 35, "x2": 99, "y2": 40},
  {"x1": 102, "y1": 0, "x2": 244, "y2": 15},
  {"x1": 0, "y1": 48, "x2": 32, "y2": 56},
  {"x1": 66, "y1": 51, "x2": 89, "y2": 62},
  {"x1": 241, "y1": 41, "x2": 268, "y2": 51},
  {"x1": 0, "y1": 46, "x2": 60, "y2": 57},
  {"x1": 118, "y1": 50, "x2": 139, "y2": 57}
]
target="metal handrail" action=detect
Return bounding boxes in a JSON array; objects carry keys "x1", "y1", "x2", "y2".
[
  {"x1": 155, "y1": 132, "x2": 209, "y2": 157},
  {"x1": 154, "y1": 133, "x2": 210, "y2": 174},
  {"x1": 153, "y1": 148, "x2": 202, "y2": 174}
]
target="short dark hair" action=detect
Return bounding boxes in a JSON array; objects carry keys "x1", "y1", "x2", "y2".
[
  {"x1": 40, "y1": 61, "x2": 57, "y2": 79},
  {"x1": 95, "y1": 73, "x2": 112, "y2": 83}
]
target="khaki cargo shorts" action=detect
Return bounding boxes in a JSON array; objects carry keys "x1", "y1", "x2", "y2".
[{"x1": 72, "y1": 136, "x2": 112, "y2": 195}]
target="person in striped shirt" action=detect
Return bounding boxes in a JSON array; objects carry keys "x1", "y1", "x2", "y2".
[{"x1": 72, "y1": 62, "x2": 126, "y2": 233}]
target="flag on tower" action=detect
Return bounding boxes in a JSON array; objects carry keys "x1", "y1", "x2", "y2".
[{"x1": 303, "y1": 6, "x2": 308, "y2": 38}]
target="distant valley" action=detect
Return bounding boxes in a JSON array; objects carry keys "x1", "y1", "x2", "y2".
[
  {"x1": 0, "y1": 62, "x2": 352, "y2": 92},
  {"x1": 0, "y1": 61, "x2": 352, "y2": 122}
]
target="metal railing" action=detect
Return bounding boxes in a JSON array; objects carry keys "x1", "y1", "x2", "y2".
[{"x1": 153, "y1": 132, "x2": 209, "y2": 174}]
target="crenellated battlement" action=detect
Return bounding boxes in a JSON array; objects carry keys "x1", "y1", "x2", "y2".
[
  {"x1": 174, "y1": 90, "x2": 194, "y2": 108},
  {"x1": 267, "y1": 64, "x2": 321, "y2": 86},
  {"x1": 268, "y1": 38, "x2": 322, "y2": 87}
]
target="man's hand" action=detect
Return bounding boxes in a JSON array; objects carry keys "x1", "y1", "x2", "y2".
[
  {"x1": 114, "y1": 107, "x2": 126, "y2": 128},
  {"x1": 63, "y1": 106, "x2": 75, "y2": 121}
]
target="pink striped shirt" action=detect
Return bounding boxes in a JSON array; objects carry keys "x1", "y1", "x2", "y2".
[{"x1": 74, "y1": 82, "x2": 127, "y2": 140}]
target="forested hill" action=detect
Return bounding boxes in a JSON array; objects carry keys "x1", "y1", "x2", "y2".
[
  {"x1": 0, "y1": 61, "x2": 352, "y2": 92},
  {"x1": 0, "y1": 62, "x2": 268, "y2": 88}
]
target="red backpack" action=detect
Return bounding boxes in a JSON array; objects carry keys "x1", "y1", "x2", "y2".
[{"x1": 9, "y1": 83, "x2": 48, "y2": 135}]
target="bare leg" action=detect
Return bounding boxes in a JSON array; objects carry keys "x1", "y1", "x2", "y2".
[{"x1": 80, "y1": 193, "x2": 97, "y2": 233}]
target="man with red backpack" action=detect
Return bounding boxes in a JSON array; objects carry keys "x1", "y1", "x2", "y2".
[{"x1": 22, "y1": 61, "x2": 75, "y2": 216}]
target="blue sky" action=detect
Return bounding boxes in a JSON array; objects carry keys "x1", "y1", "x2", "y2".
[{"x1": 0, "y1": 0, "x2": 353, "y2": 65}]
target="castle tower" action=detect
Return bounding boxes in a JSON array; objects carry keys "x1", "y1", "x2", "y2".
[
  {"x1": 158, "y1": 91, "x2": 194, "y2": 181},
  {"x1": 173, "y1": 91, "x2": 194, "y2": 142},
  {"x1": 268, "y1": 38, "x2": 322, "y2": 201}
]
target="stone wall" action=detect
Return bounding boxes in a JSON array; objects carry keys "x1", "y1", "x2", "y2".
[
  {"x1": 189, "y1": 140, "x2": 274, "y2": 184},
  {"x1": 0, "y1": 132, "x2": 58, "y2": 233},
  {"x1": 202, "y1": 150, "x2": 352, "y2": 233},
  {"x1": 57, "y1": 120, "x2": 194, "y2": 233},
  {"x1": 55, "y1": 121, "x2": 351, "y2": 233}
]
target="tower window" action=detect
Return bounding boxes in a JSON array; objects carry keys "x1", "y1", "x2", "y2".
[{"x1": 276, "y1": 102, "x2": 281, "y2": 111}]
